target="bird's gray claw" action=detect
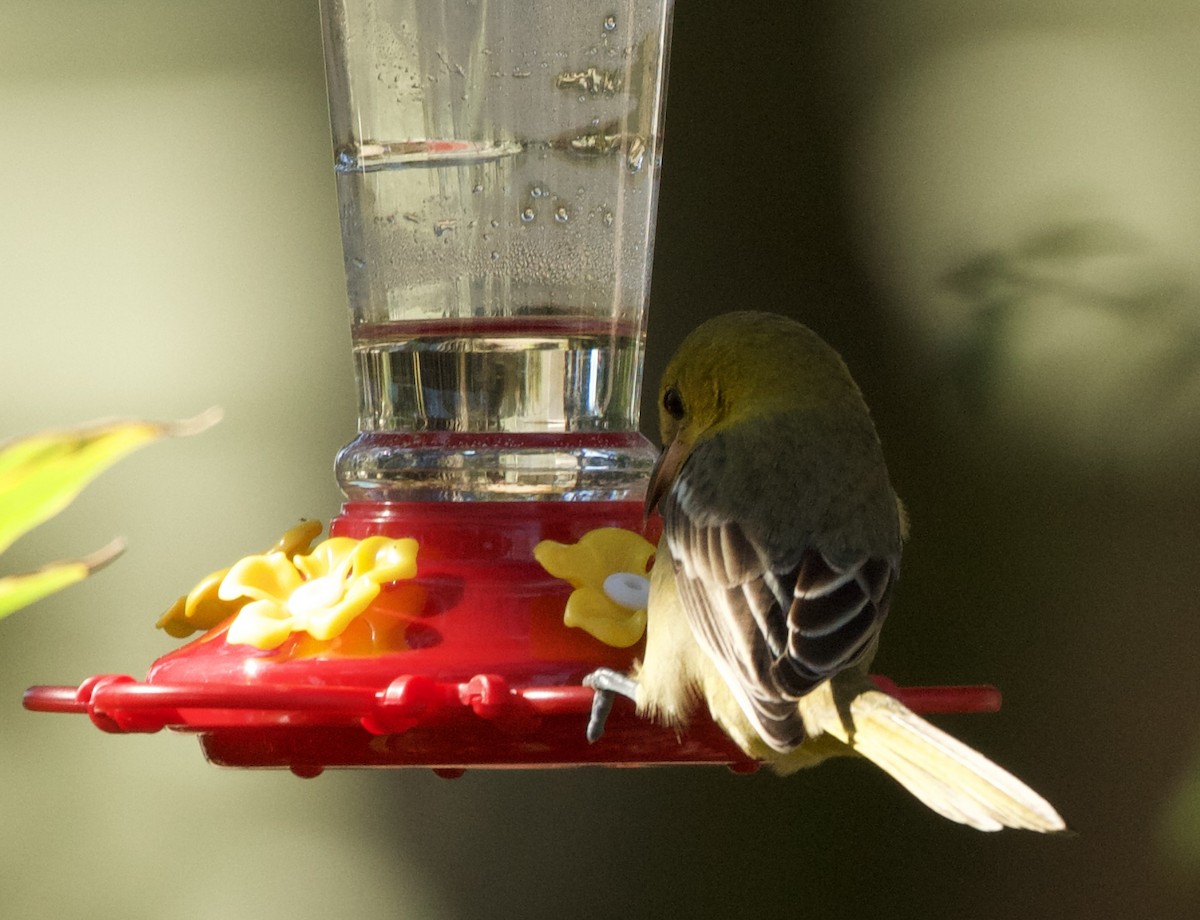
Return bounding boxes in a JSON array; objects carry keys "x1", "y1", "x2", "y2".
[
  {"x1": 587, "y1": 690, "x2": 615, "y2": 743},
  {"x1": 582, "y1": 668, "x2": 638, "y2": 744}
]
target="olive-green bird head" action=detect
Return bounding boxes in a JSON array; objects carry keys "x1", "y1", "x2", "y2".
[{"x1": 646, "y1": 311, "x2": 869, "y2": 515}]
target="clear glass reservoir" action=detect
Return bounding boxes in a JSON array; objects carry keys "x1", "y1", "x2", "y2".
[{"x1": 319, "y1": 0, "x2": 674, "y2": 500}]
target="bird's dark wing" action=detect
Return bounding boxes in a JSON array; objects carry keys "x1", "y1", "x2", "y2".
[{"x1": 661, "y1": 419, "x2": 900, "y2": 753}]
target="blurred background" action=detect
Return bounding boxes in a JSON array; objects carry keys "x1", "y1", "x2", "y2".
[{"x1": 3, "y1": 1, "x2": 1200, "y2": 917}]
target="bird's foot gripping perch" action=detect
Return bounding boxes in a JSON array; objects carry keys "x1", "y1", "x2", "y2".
[{"x1": 582, "y1": 668, "x2": 638, "y2": 743}]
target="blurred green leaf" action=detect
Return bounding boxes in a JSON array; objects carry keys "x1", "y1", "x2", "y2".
[
  {"x1": 0, "y1": 539, "x2": 125, "y2": 621},
  {"x1": 1162, "y1": 748, "x2": 1200, "y2": 870},
  {"x1": 1016, "y1": 219, "x2": 1140, "y2": 261},
  {"x1": 0, "y1": 409, "x2": 221, "y2": 617},
  {"x1": 0, "y1": 408, "x2": 221, "y2": 556}
]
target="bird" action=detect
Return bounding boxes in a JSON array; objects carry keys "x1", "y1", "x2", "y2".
[{"x1": 585, "y1": 311, "x2": 1065, "y2": 832}]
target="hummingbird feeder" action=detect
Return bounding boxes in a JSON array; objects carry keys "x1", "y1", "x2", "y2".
[{"x1": 23, "y1": 0, "x2": 1001, "y2": 777}]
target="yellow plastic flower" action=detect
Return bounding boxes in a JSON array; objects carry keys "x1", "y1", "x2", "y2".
[
  {"x1": 534, "y1": 527, "x2": 655, "y2": 648},
  {"x1": 220, "y1": 535, "x2": 418, "y2": 650},
  {"x1": 156, "y1": 520, "x2": 323, "y2": 639}
]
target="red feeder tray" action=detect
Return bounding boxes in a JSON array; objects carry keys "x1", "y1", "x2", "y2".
[{"x1": 23, "y1": 501, "x2": 1002, "y2": 777}]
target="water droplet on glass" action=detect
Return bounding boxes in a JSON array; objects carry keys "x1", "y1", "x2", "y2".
[
  {"x1": 626, "y1": 135, "x2": 646, "y2": 173},
  {"x1": 603, "y1": 14, "x2": 617, "y2": 31},
  {"x1": 520, "y1": 207, "x2": 535, "y2": 223},
  {"x1": 530, "y1": 184, "x2": 545, "y2": 198},
  {"x1": 602, "y1": 210, "x2": 614, "y2": 228},
  {"x1": 472, "y1": 183, "x2": 483, "y2": 194},
  {"x1": 490, "y1": 219, "x2": 500, "y2": 228},
  {"x1": 554, "y1": 205, "x2": 570, "y2": 223},
  {"x1": 490, "y1": 251, "x2": 500, "y2": 261}
]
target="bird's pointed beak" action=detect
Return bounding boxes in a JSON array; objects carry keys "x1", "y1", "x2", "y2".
[{"x1": 645, "y1": 435, "x2": 688, "y2": 518}]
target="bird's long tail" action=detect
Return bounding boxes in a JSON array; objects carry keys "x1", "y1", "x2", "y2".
[{"x1": 797, "y1": 680, "x2": 1066, "y2": 832}]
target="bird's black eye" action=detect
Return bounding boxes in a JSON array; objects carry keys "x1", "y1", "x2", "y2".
[{"x1": 662, "y1": 385, "x2": 685, "y2": 420}]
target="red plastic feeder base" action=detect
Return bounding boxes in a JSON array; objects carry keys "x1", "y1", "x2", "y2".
[
  {"x1": 22, "y1": 671, "x2": 1000, "y2": 777},
  {"x1": 22, "y1": 500, "x2": 1002, "y2": 776}
]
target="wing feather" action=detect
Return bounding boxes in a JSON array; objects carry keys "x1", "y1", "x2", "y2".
[{"x1": 661, "y1": 419, "x2": 901, "y2": 753}]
